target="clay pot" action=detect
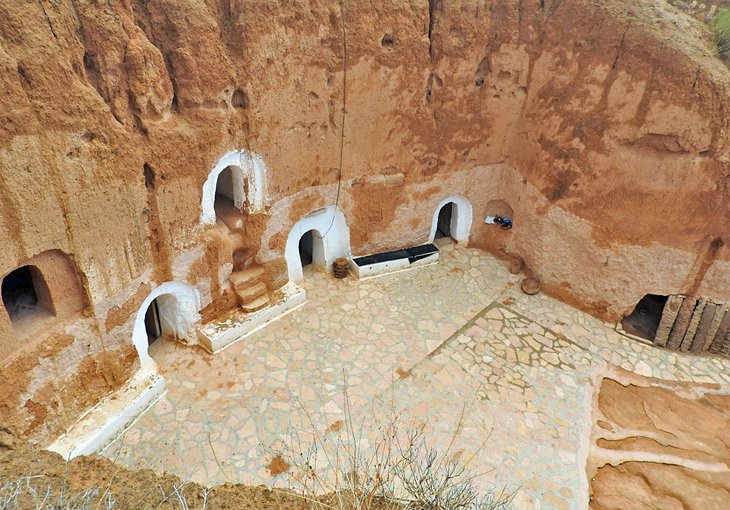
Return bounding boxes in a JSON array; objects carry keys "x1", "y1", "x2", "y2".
[
  {"x1": 509, "y1": 256, "x2": 523, "y2": 274},
  {"x1": 521, "y1": 278, "x2": 541, "y2": 295}
]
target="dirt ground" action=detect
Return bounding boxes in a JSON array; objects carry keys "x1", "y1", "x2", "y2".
[
  {"x1": 0, "y1": 430, "x2": 308, "y2": 509},
  {"x1": 0, "y1": 428, "x2": 407, "y2": 509}
]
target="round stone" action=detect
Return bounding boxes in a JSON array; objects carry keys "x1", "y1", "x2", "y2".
[{"x1": 521, "y1": 278, "x2": 541, "y2": 295}]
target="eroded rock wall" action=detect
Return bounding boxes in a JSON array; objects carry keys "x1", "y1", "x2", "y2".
[
  {"x1": 588, "y1": 373, "x2": 730, "y2": 509},
  {"x1": 0, "y1": 0, "x2": 728, "y2": 443}
]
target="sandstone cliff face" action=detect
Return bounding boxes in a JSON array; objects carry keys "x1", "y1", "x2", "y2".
[
  {"x1": 588, "y1": 374, "x2": 730, "y2": 509},
  {"x1": 0, "y1": 0, "x2": 728, "y2": 442}
]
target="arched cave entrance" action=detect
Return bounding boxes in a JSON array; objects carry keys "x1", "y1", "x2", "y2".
[
  {"x1": 298, "y1": 229, "x2": 324, "y2": 276},
  {"x1": 0, "y1": 250, "x2": 86, "y2": 347},
  {"x1": 428, "y1": 195, "x2": 473, "y2": 244},
  {"x1": 285, "y1": 206, "x2": 350, "y2": 283},
  {"x1": 214, "y1": 165, "x2": 243, "y2": 219},
  {"x1": 132, "y1": 282, "x2": 201, "y2": 370},
  {"x1": 144, "y1": 298, "x2": 162, "y2": 346},
  {"x1": 621, "y1": 294, "x2": 669, "y2": 341},
  {"x1": 299, "y1": 230, "x2": 314, "y2": 267},
  {"x1": 200, "y1": 150, "x2": 269, "y2": 225},
  {"x1": 435, "y1": 202, "x2": 454, "y2": 240},
  {"x1": 1, "y1": 265, "x2": 54, "y2": 333}
]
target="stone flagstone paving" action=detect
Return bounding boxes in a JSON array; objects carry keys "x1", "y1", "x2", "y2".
[{"x1": 104, "y1": 243, "x2": 730, "y2": 510}]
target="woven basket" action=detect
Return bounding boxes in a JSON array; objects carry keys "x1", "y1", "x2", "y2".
[{"x1": 333, "y1": 258, "x2": 349, "y2": 279}]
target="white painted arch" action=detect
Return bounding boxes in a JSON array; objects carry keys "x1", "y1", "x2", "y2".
[
  {"x1": 132, "y1": 282, "x2": 201, "y2": 371},
  {"x1": 200, "y1": 149, "x2": 269, "y2": 224},
  {"x1": 428, "y1": 195, "x2": 473, "y2": 244},
  {"x1": 285, "y1": 205, "x2": 351, "y2": 283}
]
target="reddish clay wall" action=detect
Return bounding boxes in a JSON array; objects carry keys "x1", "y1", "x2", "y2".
[{"x1": 0, "y1": 0, "x2": 728, "y2": 443}]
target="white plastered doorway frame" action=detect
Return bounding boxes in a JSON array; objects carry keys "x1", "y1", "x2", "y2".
[{"x1": 428, "y1": 194, "x2": 473, "y2": 244}]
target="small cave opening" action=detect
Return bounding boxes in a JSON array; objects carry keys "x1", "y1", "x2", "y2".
[
  {"x1": 83, "y1": 51, "x2": 94, "y2": 71},
  {"x1": 232, "y1": 89, "x2": 249, "y2": 109},
  {"x1": 143, "y1": 163, "x2": 156, "y2": 189},
  {"x1": 299, "y1": 230, "x2": 315, "y2": 268},
  {"x1": 381, "y1": 33, "x2": 395, "y2": 47},
  {"x1": 1, "y1": 266, "x2": 55, "y2": 333},
  {"x1": 474, "y1": 56, "x2": 490, "y2": 88},
  {"x1": 621, "y1": 294, "x2": 669, "y2": 341},
  {"x1": 435, "y1": 202, "x2": 454, "y2": 240},
  {"x1": 485, "y1": 199, "x2": 514, "y2": 229}
]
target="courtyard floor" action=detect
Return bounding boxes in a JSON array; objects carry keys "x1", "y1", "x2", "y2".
[{"x1": 104, "y1": 243, "x2": 730, "y2": 510}]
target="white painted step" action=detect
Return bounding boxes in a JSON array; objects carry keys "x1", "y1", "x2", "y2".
[
  {"x1": 48, "y1": 372, "x2": 165, "y2": 459},
  {"x1": 197, "y1": 282, "x2": 307, "y2": 353}
]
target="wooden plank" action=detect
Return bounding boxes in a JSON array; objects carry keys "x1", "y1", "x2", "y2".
[
  {"x1": 709, "y1": 311, "x2": 730, "y2": 354},
  {"x1": 654, "y1": 295, "x2": 683, "y2": 347},
  {"x1": 701, "y1": 304, "x2": 728, "y2": 352},
  {"x1": 690, "y1": 302, "x2": 717, "y2": 353},
  {"x1": 721, "y1": 330, "x2": 730, "y2": 357},
  {"x1": 680, "y1": 298, "x2": 706, "y2": 352},
  {"x1": 667, "y1": 297, "x2": 697, "y2": 350}
]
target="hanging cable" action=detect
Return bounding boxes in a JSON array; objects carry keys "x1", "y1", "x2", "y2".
[{"x1": 315, "y1": 0, "x2": 347, "y2": 239}]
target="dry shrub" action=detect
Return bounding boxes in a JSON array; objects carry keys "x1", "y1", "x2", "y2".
[
  {"x1": 0, "y1": 476, "x2": 210, "y2": 510},
  {"x1": 264, "y1": 383, "x2": 515, "y2": 510}
]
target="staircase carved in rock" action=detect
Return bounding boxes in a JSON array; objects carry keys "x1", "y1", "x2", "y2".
[{"x1": 215, "y1": 200, "x2": 271, "y2": 313}]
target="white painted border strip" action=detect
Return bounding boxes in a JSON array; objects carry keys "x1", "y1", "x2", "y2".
[
  {"x1": 48, "y1": 371, "x2": 166, "y2": 459},
  {"x1": 352, "y1": 252, "x2": 440, "y2": 280},
  {"x1": 197, "y1": 282, "x2": 307, "y2": 353}
]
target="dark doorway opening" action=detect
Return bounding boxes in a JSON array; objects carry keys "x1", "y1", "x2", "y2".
[
  {"x1": 299, "y1": 230, "x2": 315, "y2": 268},
  {"x1": 2, "y1": 266, "x2": 54, "y2": 329},
  {"x1": 214, "y1": 166, "x2": 236, "y2": 212},
  {"x1": 144, "y1": 298, "x2": 163, "y2": 346},
  {"x1": 621, "y1": 294, "x2": 669, "y2": 341},
  {"x1": 435, "y1": 203, "x2": 453, "y2": 239}
]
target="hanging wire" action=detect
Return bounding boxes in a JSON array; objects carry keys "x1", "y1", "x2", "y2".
[{"x1": 315, "y1": 0, "x2": 347, "y2": 240}]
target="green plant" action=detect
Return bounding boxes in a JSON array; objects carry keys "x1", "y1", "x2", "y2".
[{"x1": 711, "y1": 8, "x2": 730, "y2": 61}]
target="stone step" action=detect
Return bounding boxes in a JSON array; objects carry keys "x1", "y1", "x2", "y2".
[
  {"x1": 235, "y1": 281, "x2": 268, "y2": 304},
  {"x1": 229, "y1": 266, "x2": 265, "y2": 287},
  {"x1": 240, "y1": 294, "x2": 270, "y2": 313}
]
